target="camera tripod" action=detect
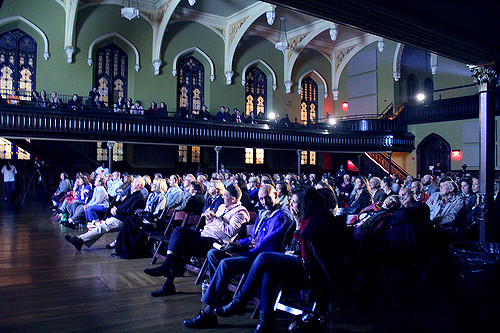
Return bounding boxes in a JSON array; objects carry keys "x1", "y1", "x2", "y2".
[{"x1": 21, "y1": 165, "x2": 49, "y2": 207}]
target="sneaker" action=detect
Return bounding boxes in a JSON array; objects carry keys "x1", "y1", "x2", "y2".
[{"x1": 183, "y1": 310, "x2": 218, "y2": 328}]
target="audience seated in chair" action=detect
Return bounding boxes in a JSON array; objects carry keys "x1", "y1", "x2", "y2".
[
  {"x1": 183, "y1": 184, "x2": 294, "y2": 328},
  {"x1": 143, "y1": 185, "x2": 250, "y2": 297},
  {"x1": 111, "y1": 178, "x2": 168, "y2": 259},
  {"x1": 64, "y1": 176, "x2": 145, "y2": 250}
]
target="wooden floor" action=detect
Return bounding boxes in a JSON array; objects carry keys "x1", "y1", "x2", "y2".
[
  {"x1": 0, "y1": 201, "x2": 268, "y2": 332},
  {"x1": 0, "y1": 200, "x2": 466, "y2": 332}
]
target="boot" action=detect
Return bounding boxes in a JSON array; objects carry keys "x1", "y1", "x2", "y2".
[
  {"x1": 252, "y1": 311, "x2": 275, "y2": 333},
  {"x1": 214, "y1": 292, "x2": 248, "y2": 317}
]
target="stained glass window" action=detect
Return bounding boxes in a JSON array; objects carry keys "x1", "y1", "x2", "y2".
[
  {"x1": 300, "y1": 151, "x2": 317, "y2": 165},
  {"x1": 0, "y1": 29, "x2": 36, "y2": 100},
  {"x1": 245, "y1": 67, "x2": 267, "y2": 116},
  {"x1": 0, "y1": 138, "x2": 13, "y2": 159},
  {"x1": 245, "y1": 148, "x2": 254, "y2": 164},
  {"x1": 301, "y1": 151, "x2": 308, "y2": 165},
  {"x1": 178, "y1": 145, "x2": 188, "y2": 163},
  {"x1": 255, "y1": 149, "x2": 264, "y2": 164},
  {"x1": 192, "y1": 146, "x2": 201, "y2": 163},
  {"x1": 97, "y1": 142, "x2": 124, "y2": 161},
  {"x1": 309, "y1": 151, "x2": 316, "y2": 165},
  {"x1": 95, "y1": 44, "x2": 127, "y2": 106},
  {"x1": 300, "y1": 77, "x2": 318, "y2": 125},
  {"x1": 177, "y1": 56, "x2": 204, "y2": 115}
]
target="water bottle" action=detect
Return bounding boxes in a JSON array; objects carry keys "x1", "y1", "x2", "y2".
[{"x1": 201, "y1": 278, "x2": 209, "y2": 302}]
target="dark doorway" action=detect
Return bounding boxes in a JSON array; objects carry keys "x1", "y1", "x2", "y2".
[{"x1": 417, "y1": 133, "x2": 450, "y2": 177}]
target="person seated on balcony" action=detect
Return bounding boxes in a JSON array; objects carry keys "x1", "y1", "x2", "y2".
[
  {"x1": 145, "y1": 101, "x2": 157, "y2": 115},
  {"x1": 31, "y1": 91, "x2": 41, "y2": 104},
  {"x1": 421, "y1": 174, "x2": 439, "y2": 195},
  {"x1": 206, "y1": 187, "x2": 340, "y2": 332},
  {"x1": 144, "y1": 184, "x2": 250, "y2": 297},
  {"x1": 412, "y1": 180, "x2": 430, "y2": 203},
  {"x1": 130, "y1": 100, "x2": 144, "y2": 115},
  {"x1": 369, "y1": 176, "x2": 387, "y2": 204},
  {"x1": 232, "y1": 108, "x2": 243, "y2": 123},
  {"x1": 203, "y1": 180, "x2": 225, "y2": 214},
  {"x1": 215, "y1": 106, "x2": 230, "y2": 122},
  {"x1": 7, "y1": 90, "x2": 21, "y2": 105},
  {"x1": 124, "y1": 97, "x2": 133, "y2": 112},
  {"x1": 158, "y1": 101, "x2": 167, "y2": 116},
  {"x1": 37, "y1": 90, "x2": 49, "y2": 108},
  {"x1": 48, "y1": 91, "x2": 62, "y2": 109},
  {"x1": 246, "y1": 110, "x2": 257, "y2": 124},
  {"x1": 86, "y1": 94, "x2": 105, "y2": 108},
  {"x1": 89, "y1": 87, "x2": 99, "y2": 102},
  {"x1": 346, "y1": 177, "x2": 372, "y2": 224},
  {"x1": 113, "y1": 96, "x2": 126, "y2": 113},
  {"x1": 276, "y1": 180, "x2": 291, "y2": 207},
  {"x1": 109, "y1": 178, "x2": 167, "y2": 258},
  {"x1": 67, "y1": 94, "x2": 82, "y2": 111},
  {"x1": 198, "y1": 104, "x2": 210, "y2": 120},
  {"x1": 183, "y1": 181, "x2": 206, "y2": 216},
  {"x1": 64, "y1": 176, "x2": 145, "y2": 251},
  {"x1": 183, "y1": 184, "x2": 294, "y2": 328},
  {"x1": 51, "y1": 172, "x2": 72, "y2": 209}
]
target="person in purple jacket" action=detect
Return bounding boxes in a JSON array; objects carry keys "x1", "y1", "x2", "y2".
[{"x1": 183, "y1": 184, "x2": 294, "y2": 328}]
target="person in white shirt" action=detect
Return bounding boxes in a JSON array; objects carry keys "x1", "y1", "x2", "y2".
[
  {"x1": 1, "y1": 161, "x2": 17, "y2": 202},
  {"x1": 107, "y1": 171, "x2": 123, "y2": 200}
]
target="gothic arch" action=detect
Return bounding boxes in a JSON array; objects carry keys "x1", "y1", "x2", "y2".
[
  {"x1": 393, "y1": 43, "x2": 405, "y2": 81},
  {"x1": 172, "y1": 47, "x2": 215, "y2": 82},
  {"x1": 241, "y1": 59, "x2": 277, "y2": 90},
  {"x1": 87, "y1": 32, "x2": 141, "y2": 71},
  {"x1": 297, "y1": 69, "x2": 328, "y2": 99},
  {"x1": 0, "y1": 16, "x2": 50, "y2": 59},
  {"x1": 417, "y1": 133, "x2": 451, "y2": 176}
]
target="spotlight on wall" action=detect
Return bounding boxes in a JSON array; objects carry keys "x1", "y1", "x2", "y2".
[
  {"x1": 328, "y1": 118, "x2": 337, "y2": 125},
  {"x1": 269, "y1": 112, "x2": 276, "y2": 120},
  {"x1": 416, "y1": 93, "x2": 425, "y2": 102}
]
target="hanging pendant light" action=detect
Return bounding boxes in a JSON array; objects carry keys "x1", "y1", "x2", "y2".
[
  {"x1": 275, "y1": 17, "x2": 289, "y2": 52},
  {"x1": 121, "y1": 0, "x2": 140, "y2": 20}
]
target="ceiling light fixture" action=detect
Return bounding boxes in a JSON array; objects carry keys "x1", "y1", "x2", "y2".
[
  {"x1": 329, "y1": 23, "x2": 338, "y2": 41},
  {"x1": 121, "y1": 0, "x2": 140, "y2": 20},
  {"x1": 266, "y1": 10, "x2": 276, "y2": 25},
  {"x1": 275, "y1": 17, "x2": 289, "y2": 52}
]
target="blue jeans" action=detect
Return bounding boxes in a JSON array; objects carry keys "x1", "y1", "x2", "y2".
[
  {"x1": 239, "y1": 252, "x2": 307, "y2": 314},
  {"x1": 84, "y1": 204, "x2": 108, "y2": 221},
  {"x1": 4, "y1": 181, "x2": 14, "y2": 201},
  {"x1": 202, "y1": 249, "x2": 252, "y2": 307}
]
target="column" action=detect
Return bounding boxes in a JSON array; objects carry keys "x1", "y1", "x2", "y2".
[
  {"x1": 296, "y1": 149, "x2": 302, "y2": 176},
  {"x1": 468, "y1": 63, "x2": 497, "y2": 241},
  {"x1": 106, "y1": 141, "x2": 115, "y2": 173},
  {"x1": 214, "y1": 146, "x2": 222, "y2": 174}
]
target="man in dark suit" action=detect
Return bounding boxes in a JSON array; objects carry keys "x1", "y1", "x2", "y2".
[{"x1": 65, "y1": 176, "x2": 146, "y2": 251}]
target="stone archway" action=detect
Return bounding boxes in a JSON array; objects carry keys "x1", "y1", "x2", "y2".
[{"x1": 417, "y1": 133, "x2": 451, "y2": 177}]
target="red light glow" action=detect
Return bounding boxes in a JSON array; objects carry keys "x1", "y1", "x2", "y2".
[
  {"x1": 342, "y1": 102, "x2": 349, "y2": 111},
  {"x1": 347, "y1": 160, "x2": 358, "y2": 172},
  {"x1": 451, "y1": 150, "x2": 462, "y2": 160}
]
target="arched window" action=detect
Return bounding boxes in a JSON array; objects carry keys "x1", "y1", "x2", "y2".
[
  {"x1": 177, "y1": 56, "x2": 204, "y2": 116},
  {"x1": 407, "y1": 74, "x2": 418, "y2": 104},
  {"x1": 423, "y1": 77, "x2": 434, "y2": 102},
  {"x1": 245, "y1": 67, "x2": 267, "y2": 117},
  {"x1": 417, "y1": 133, "x2": 450, "y2": 177},
  {"x1": 95, "y1": 44, "x2": 128, "y2": 107},
  {"x1": 0, "y1": 29, "x2": 37, "y2": 100},
  {"x1": 300, "y1": 77, "x2": 318, "y2": 125}
]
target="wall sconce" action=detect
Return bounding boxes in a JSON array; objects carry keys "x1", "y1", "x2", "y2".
[
  {"x1": 342, "y1": 102, "x2": 349, "y2": 112},
  {"x1": 377, "y1": 39, "x2": 385, "y2": 52},
  {"x1": 188, "y1": 0, "x2": 196, "y2": 6},
  {"x1": 329, "y1": 23, "x2": 338, "y2": 41},
  {"x1": 266, "y1": 10, "x2": 275, "y2": 25}
]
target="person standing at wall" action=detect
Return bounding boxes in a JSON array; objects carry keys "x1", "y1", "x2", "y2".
[{"x1": 1, "y1": 161, "x2": 17, "y2": 202}]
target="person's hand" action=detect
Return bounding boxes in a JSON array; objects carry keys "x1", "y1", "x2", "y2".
[{"x1": 111, "y1": 206, "x2": 117, "y2": 215}]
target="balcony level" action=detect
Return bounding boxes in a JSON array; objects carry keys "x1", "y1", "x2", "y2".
[{"x1": 0, "y1": 104, "x2": 414, "y2": 153}]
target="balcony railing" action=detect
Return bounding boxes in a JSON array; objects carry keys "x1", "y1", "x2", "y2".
[{"x1": 0, "y1": 104, "x2": 415, "y2": 152}]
